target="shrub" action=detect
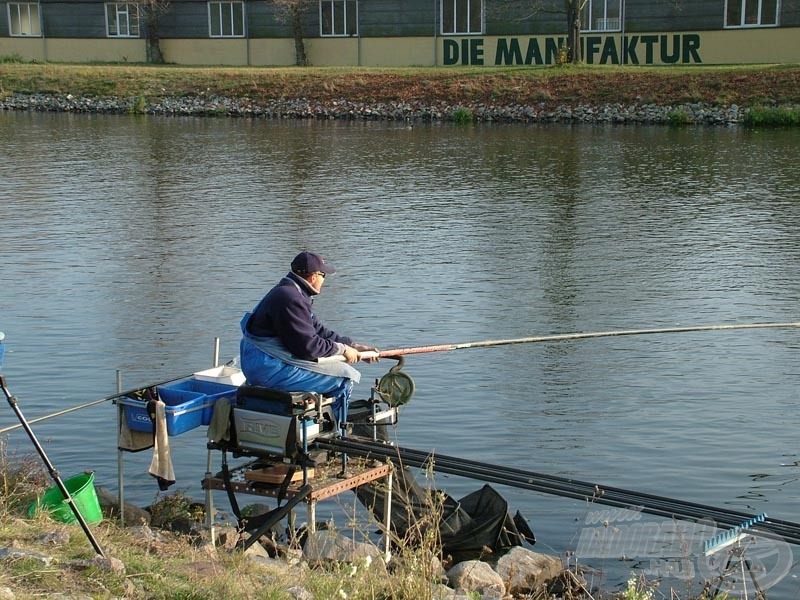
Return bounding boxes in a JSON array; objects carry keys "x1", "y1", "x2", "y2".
[
  {"x1": 130, "y1": 94, "x2": 147, "y2": 114},
  {"x1": 0, "y1": 53, "x2": 25, "y2": 64},
  {"x1": 0, "y1": 440, "x2": 47, "y2": 515},
  {"x1": 666, "y1": 108, "x2": 693, "y2": 126},
  {"x1": 743, "y1": 105, "x2": 800, "y2": 127},
  {"x1": 451, "y1": 107, "x2": 473, "y2": 124}
]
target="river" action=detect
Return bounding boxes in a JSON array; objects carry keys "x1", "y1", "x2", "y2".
[{"x1": 1, "y1": 111, "x2": 798, "y2": 596}]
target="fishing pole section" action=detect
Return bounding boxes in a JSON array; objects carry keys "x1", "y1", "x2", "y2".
[
  {"x1": 320, "y1": 320, "x2": 800, "y2": 363},
  {"x1": 0, "y1": 333, "x2": 106, "y2": 557}
]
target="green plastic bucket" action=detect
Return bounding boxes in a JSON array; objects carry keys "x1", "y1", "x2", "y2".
[{"x1": 28, "y1": 472, "x2": 103, "y2": 525}]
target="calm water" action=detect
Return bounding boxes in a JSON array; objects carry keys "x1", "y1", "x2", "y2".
[{"x1": 1, "y1": 112, "x2": 799, "y2": 596}]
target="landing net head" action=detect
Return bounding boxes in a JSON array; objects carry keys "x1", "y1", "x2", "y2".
[{"x1": 376, "y1": 368, "x2": 415, "y2": 407}]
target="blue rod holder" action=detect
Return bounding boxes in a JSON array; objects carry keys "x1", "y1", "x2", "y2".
[{"x1": 703, "y1": 513, "x2": 767, "y2": 555}]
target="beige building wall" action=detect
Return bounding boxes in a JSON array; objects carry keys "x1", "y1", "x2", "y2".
[
  {"x1": 358, "y1": 37, "x2": 437, "y2": 66},
  {"x1": 46, "y1": 39, "x2": 145, "y2": 63},
  {"x1": 307, "y1": 38, "x2": 359, "y2": 66},
  {"x1": 698, "y1": 28, "x2": 800, "y2": 64},
  {"x1": 160, "y1": 39, "x2": 248, "y2": 66},
  {"x1": 248, "y1": 39, "x2": 296, "y2": 66},
  {"x1": 1, "y1": 28, "x2": 798, "y2": 66},
  {"x1": 0, "y1": 37, "x2": 46, "y2": 61},
  {"x1": 0, "y1": 38, "x2": 145, "y2": 63}
]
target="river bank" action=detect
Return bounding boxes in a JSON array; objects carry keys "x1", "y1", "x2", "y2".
[{"x1": 2, "y1": 63, "x2": 800, "y2": 124}]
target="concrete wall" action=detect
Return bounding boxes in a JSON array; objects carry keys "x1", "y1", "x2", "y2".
[{"x1": 0, "y1": 37, "x2": 145, "y2": 62}]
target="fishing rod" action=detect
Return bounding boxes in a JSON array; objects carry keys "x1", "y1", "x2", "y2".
[
  {"x1": 0, "y1": 372, "x2": 195, "y2": 435},
  {"x1": 320, "y1": 437, "x2": 800, "y2": 546},
  {"x1": 0, "y1": 342, "x2": 236, "y2": 435},
  {"x1": 0, "y1": 334, "x2": 106, "y2": 557},
  {"x1": 319, "y1": 321, "x2": 800, "y2": 363}
]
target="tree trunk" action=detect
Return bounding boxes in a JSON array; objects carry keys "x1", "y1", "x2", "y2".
[
  {"x1": 147, "y1": 37, "x2": 164, "y2": 64},
  {"x1": 291, "y1": 7, "x2": 308, "y2": 66},
  {"x1": 145, "y1": 12, "x2": 164, "y2": 64},
  {"x1": 567, "y1": 4, "x2": 582, "y2": 64}
]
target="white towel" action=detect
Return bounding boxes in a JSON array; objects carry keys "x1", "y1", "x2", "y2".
[{"x1": 148, "y1": 399, "x2": 175, "y2": 489}]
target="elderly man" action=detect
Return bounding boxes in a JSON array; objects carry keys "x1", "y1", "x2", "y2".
[{"x1": 239, "y1": 251, "x2": 377, "y2": 424}]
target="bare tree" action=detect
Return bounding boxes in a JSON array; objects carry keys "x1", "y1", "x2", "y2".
[
  {"x1": 139, "y1": 0, "x2": 171, "y2": 63},
  {"x1": 271, "y1": 0, "x2": 316, "y2": 66},
  {"x1": 489, "y1": 0, "x2": 588, "y2": 64},
  {"x1": 564, "y1": 0, "x2": 587, "y2": 64}
]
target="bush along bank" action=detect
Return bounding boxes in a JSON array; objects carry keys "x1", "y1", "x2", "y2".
[{"x1": 2, "y1": 92, "x2": 800, "y2": 125}]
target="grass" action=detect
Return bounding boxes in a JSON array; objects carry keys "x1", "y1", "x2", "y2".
[
  {"x1": 743, "y1": 104, "x2": 800, "y2": 126},
  {"x1": 0, "y1": 440, "x2": 764, "y2": 599},
  {"x1": 1, "y1": 62, "x2": 800, "y2": 109}
]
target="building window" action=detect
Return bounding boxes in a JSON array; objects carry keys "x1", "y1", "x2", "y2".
[
  {"x1": 209, "y1": 1, "x2": 245, "y2": 37},
  {"x1": 725, "y1": 0, "x2": 779, "y2": 27},
  {"x1": 581, "y1": 0, "x2": 621, "y2": 32},
  {"x1": 106, "y1": 3, "x2": 140, "y2": 37},
  {"x1": 7, "y1": 2, "x2": 41, "y2": 36},
  {"x1": 441, "y1": 0, "x2": 483, "y2": 35},
  {"x1": 320, "y1": 0, "x2": 357, "y2": 37}
]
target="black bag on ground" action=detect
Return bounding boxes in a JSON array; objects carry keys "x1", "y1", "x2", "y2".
[{"x1": 355, "y1": 466, "x2": 535, "y2": 562}]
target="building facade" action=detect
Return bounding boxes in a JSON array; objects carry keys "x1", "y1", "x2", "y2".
[{"x1": 1, "y1": 0, "x2": 799, "y2": 66}]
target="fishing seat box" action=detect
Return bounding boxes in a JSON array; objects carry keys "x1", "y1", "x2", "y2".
[{"x1": 230, "y1": 384, "x2": 336, "y2": 460}]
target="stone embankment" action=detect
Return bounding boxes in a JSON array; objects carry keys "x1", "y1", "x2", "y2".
[{"x1": 1, "y1": 92, "x2": 747, "y2": 124}]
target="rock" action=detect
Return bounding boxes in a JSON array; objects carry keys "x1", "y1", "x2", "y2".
[
  {"x1": 302, "y1": 530, "x2": 381, "y2": 565},
  {"x1": 95, "y1": 486, "x2": 150, "y2": 526},
  {"x1": 446, "y1": 559, "x2": 505, "y2": 598},
  {"x1": 91, "y1": 555, "x2": 126, "y2": 574},
  {"x1": 243, "y1": 539, "x2": 270, "y2": 560},
  {"x1": 286, "y1": 585, "x2": 313, "y2": 600},
  {"x1": 185, "y1": 560, "x2": 224, "y2": 579},
  {"x1": 68, "y1": 555, "x2": 126, "y2": 574},
  {"x1": 494, "y1": 546, "x2": 562, "y2": 595},
  {"x1": 0, "y1": 92, "x2": 769, "y2": 125},
  {"x1": 0, "y1": 547, "x2": 54, "y2": 565},
  {"x1": 430, "y1": 583, "x2": 473, "y2": 599},
  {"x1": 126, "y1": 525, "x2": 166, "y2": 543},
  {"x1": 38, "y1": 529, "x2": 71, "y2": 546}
]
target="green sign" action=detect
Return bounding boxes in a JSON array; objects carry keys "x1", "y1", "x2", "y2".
[{"x1": 443, "y1": 34, "x2": 702, "y2": 66}]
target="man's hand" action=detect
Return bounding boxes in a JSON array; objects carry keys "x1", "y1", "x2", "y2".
[
  {"x1": 353, "y1": 343, "x2": 380, "y2": 363},
  {"x1": 342, "y1": 345, "x2": 361, "y2": 364}
]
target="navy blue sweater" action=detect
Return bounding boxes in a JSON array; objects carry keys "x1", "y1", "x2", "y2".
[{"x1": 246, "y1": 272, "x2": 354, "y2": 360}]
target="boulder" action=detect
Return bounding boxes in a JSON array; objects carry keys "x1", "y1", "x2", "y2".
[
  {"x1": 96, "y1": 486, "x2": 150, "y2": 526},
  {"x1": 302, "y1": 530, "x2": 382, "y2": 566},
  {"x1": 494, "y1": 546, "x2": 562, "y2": 595},
  {"x1": 446, "y1": 559, "x2": 505, "y2": 598}
]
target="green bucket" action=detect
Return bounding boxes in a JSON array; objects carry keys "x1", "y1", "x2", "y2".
[{"x1": 28, "y1": 472, "x2": 103, "y2": 525}]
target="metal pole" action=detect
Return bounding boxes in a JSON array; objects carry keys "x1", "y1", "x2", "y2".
[
  {"x1": 0, "y1": 373, "x2": 106, "y2": 557},
  {"x1": 116, "y1": 369, "x2": 125, "y2": 526}
]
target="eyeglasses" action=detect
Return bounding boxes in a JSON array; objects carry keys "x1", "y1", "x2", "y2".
[{"x1": 314, "y1": 271, "x2": 327, "y2": 279}]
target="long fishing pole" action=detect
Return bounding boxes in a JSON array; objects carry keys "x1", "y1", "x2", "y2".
[
  {"x1": 0, "y1": 356, "x2": 238, "y2": 435},
  {"x1": 0, "y1": 335, "x2": 106, "y2": 556},
  {"x1": 321, "y1": 437, "x2": 800, "y2": 546},
  {"x1": 319, "y1": 321, "x2": 800, "y2": 362},
  {"x1": 0, "y1": 373, "x2": 194, "y2": 435}
]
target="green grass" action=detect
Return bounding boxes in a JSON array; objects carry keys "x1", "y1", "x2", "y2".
[
  {"x1": 743, "y1": 105, "x2": 800, "y2": 126},
  {"x1": 1, "y1": 62, "x2": 799, "y2": 109}
]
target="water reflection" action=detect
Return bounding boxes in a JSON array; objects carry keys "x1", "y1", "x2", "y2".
[{"x1": 1, "y1": 112, "x2": 799, "y2": 596}]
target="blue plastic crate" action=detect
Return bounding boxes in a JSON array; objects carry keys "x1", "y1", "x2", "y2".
[
  {"x1": 158, "y1": 378, "x2": 239, "y2": 425},
  {"x1": 121, "y1": 389, "x2": 208, "y2": 436}
]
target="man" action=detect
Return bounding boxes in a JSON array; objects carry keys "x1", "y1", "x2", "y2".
[{"x1": 239, "y1": 251, "x2": 377, "y2": 424}]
